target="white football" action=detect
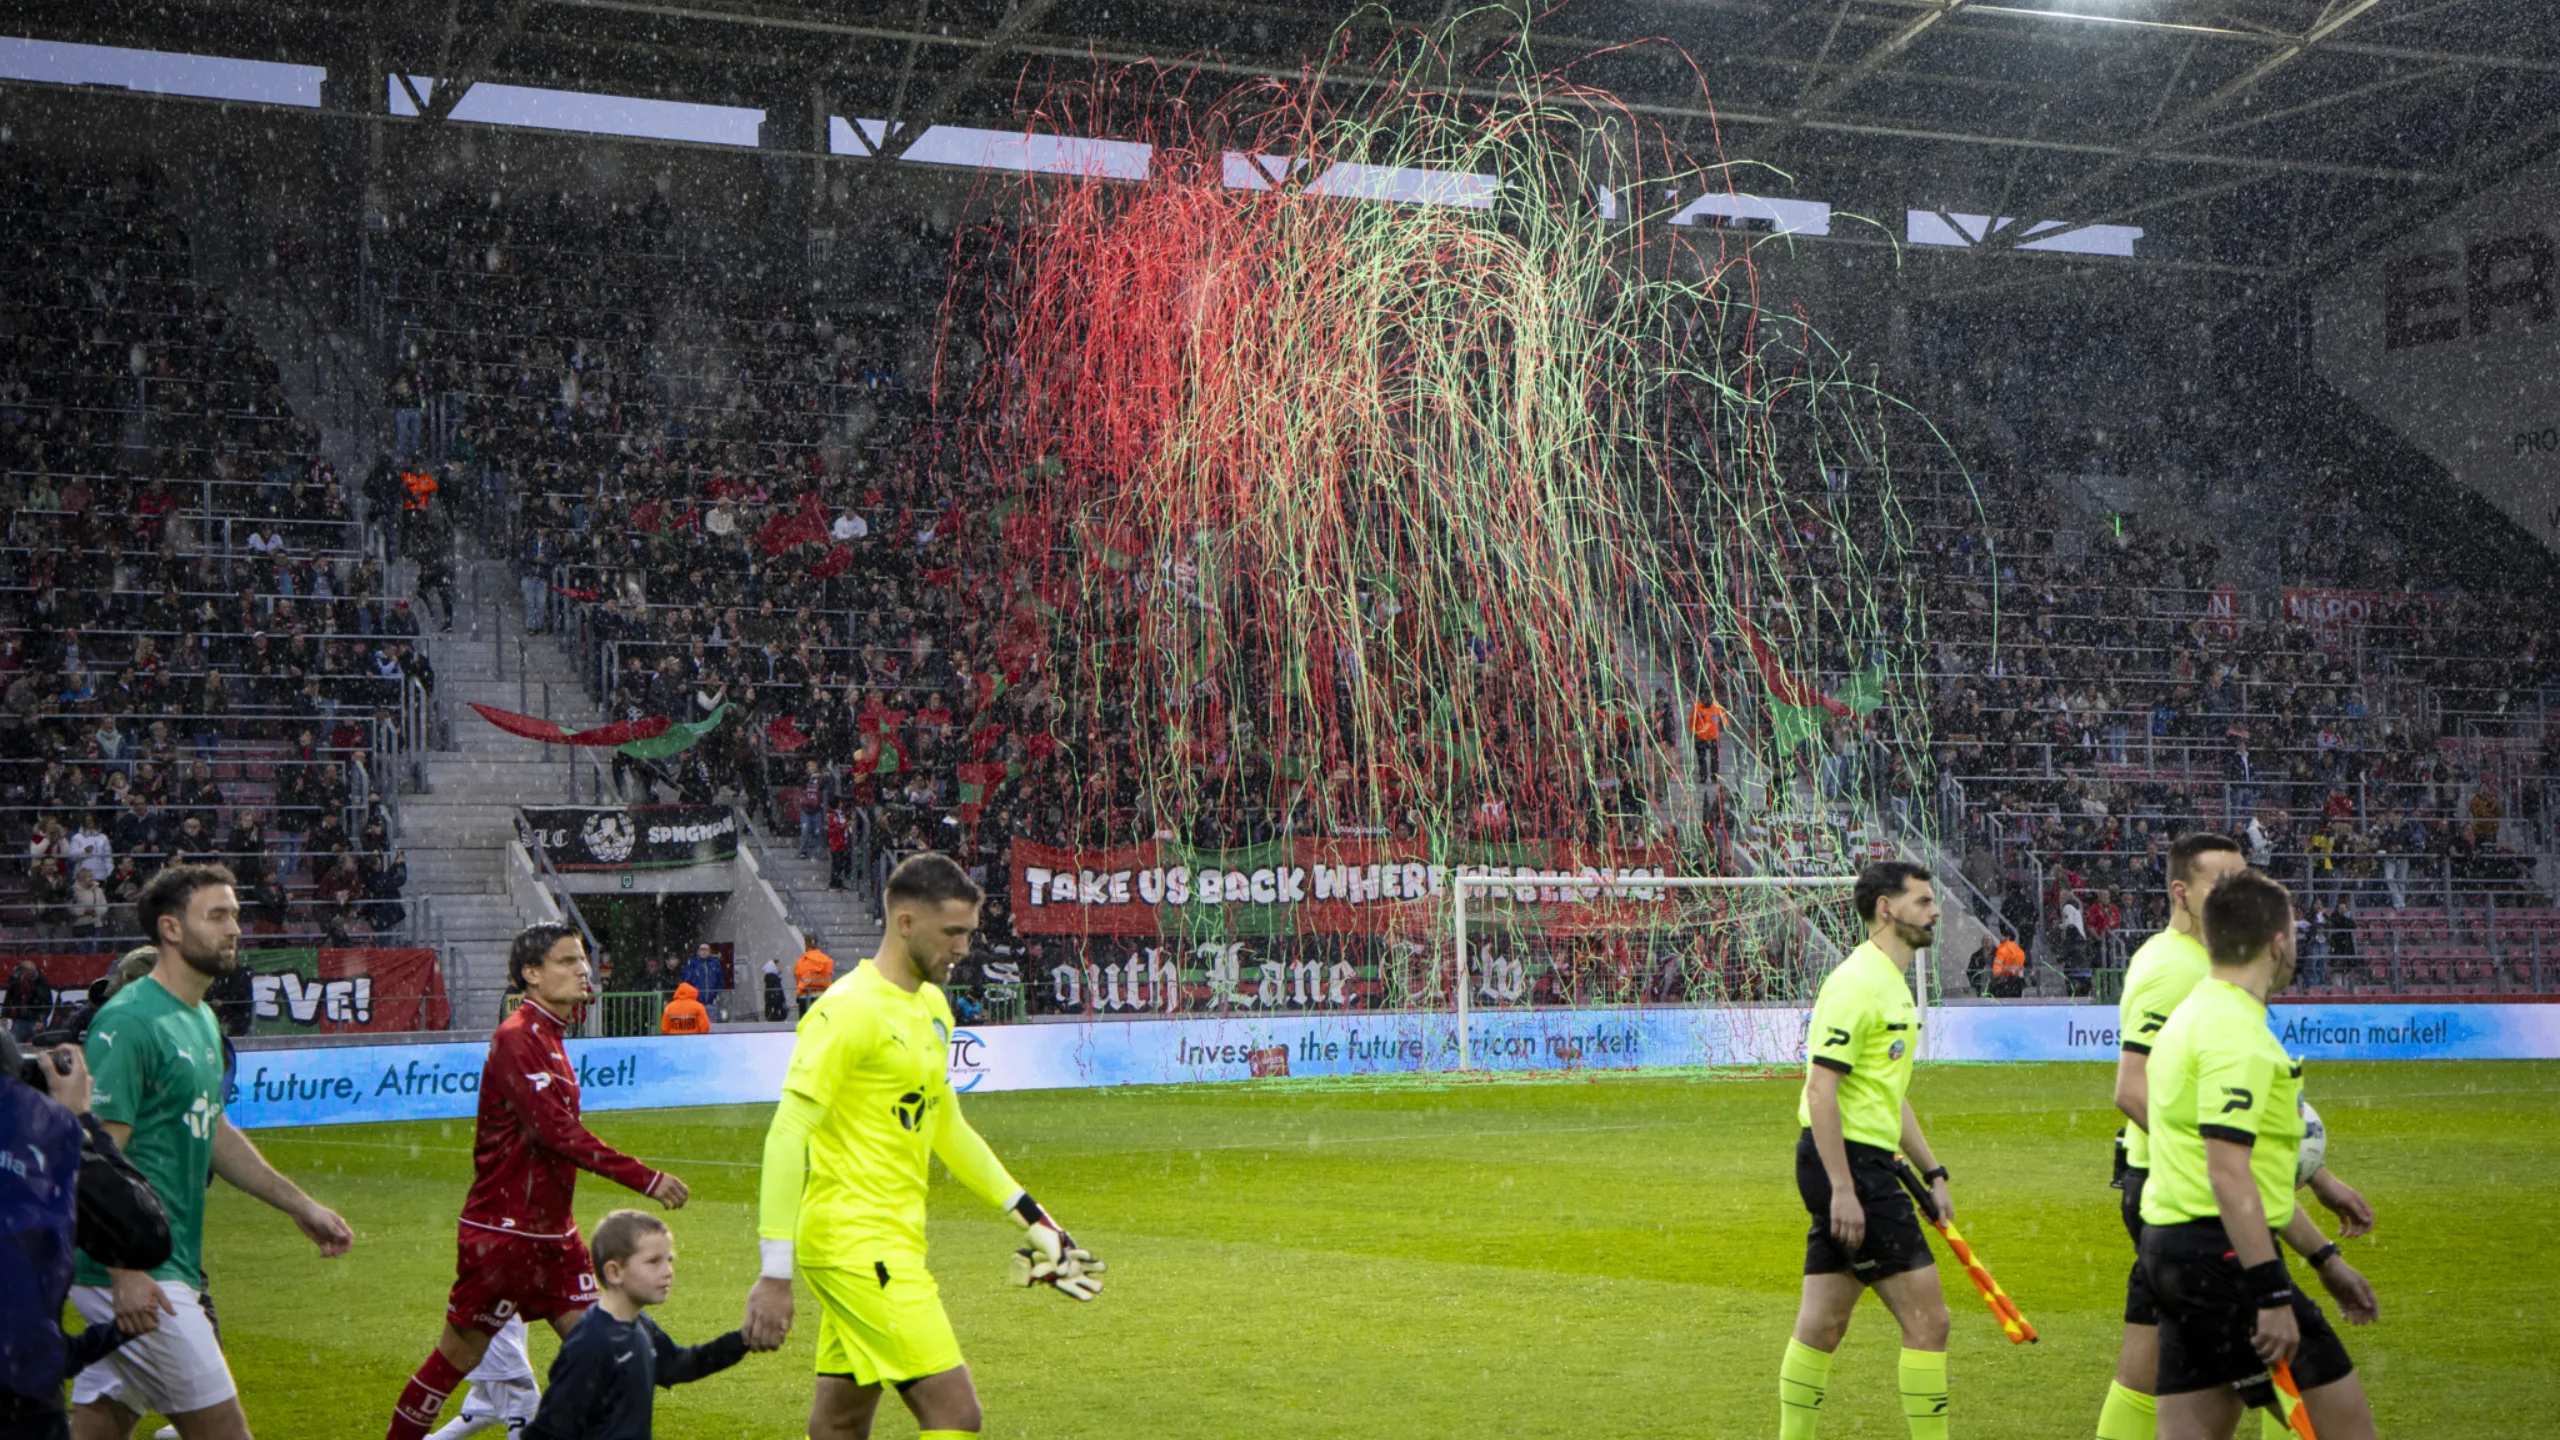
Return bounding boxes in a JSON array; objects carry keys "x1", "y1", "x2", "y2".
[{"x1": 2296, "y1": 1097, "x2": 2327, "y2": 1187}]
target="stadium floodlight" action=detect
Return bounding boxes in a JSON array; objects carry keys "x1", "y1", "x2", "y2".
[{"x1": 1448, "y1": 872, "x2": 1865, "y2": 1070}]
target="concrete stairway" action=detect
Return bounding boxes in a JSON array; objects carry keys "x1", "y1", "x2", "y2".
[
  {"x1": 736, "y1": 815, "x2": 884, "y2": 964},
  {"x1": 401, "y1": 549, "x2": 598, "y2": 1027}
]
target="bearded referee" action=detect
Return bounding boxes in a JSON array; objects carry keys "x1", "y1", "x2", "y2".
[
  {"x1": 2140, "y1": 868, "x2": 2380, "y2": 1440},
  {"x1": 742, "y1": 853, "x2": 1101, "y2": 1440},
  {"x1": 1778, "y1": 860, "x2": 1956, "y2": 1440},
  {"x1": 2097, "y1": 834, "x2": 2373, "y2": 1440}
]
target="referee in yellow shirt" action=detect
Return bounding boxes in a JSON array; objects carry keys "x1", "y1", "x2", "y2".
[
  {"x1": 1778, "y1": 860, "x2": 1957, "y2": 1440},
  {"x1": 742, "y1": 854, "x2": 1102, "y2": 1440},
  {"x1": 2098, "y1": 834, "x2": 2372, "y2": 1440},
  {"x1": 2140, "y1": 869, "x2": 2378, "y2": 1440}
]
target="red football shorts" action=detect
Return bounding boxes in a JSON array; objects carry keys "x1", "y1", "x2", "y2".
[{"x1": 446, "y1": 1224, "x2": 599, "y2": 1333}]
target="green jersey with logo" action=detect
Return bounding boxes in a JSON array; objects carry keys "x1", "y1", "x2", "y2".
[
  {"x1": 2117, "y1": 927, "x2": 2211, "y2": 1169},
  {"x1": 77, "y1": 975, "x2": 226, "y2": 1287},
  {"x1": 1797, "y1": 942, "x2": 1920, "y2": 1150},
  {"x1": 2140, "y1": 978, "x2": 2305, "y2": 1231}
]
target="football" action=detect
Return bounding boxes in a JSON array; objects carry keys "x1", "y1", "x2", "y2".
[{"x1": 2297, "y1": 1097, "x2": 2328, "y2": 1187}]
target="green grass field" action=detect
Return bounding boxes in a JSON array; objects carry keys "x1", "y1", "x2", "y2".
[{"x1": 187, "y1": 1061, "x2": 2555, "y2": 1438}]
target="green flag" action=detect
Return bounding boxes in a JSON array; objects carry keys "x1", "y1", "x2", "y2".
[
  {"x1": 1835, "y1": 667, "x2": 1887, "y2": 716},
  {"x1": 617, "y1": 703, "x2": 731, "y2": 760},
  {"x1": 1770, "y1": 700, "x2": 1827, "y2": 751}
]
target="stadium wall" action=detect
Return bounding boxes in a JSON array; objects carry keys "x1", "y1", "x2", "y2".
[{"x1": 223, "y1": 1001, "x2": 2560, "y2": 1129}]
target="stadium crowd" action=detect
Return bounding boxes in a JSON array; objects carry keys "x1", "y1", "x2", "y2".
[
  {"x1": 0, "y1": 159, "x2": 2544, "y2": 1020},
  {"x1": 0, "y1": 162, "x2": 419, "y2": 973}
]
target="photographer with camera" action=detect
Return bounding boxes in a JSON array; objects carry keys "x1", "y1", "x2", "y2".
[{"x1": 2, "y1": 1027, "x2": 170, "y2": 1440}]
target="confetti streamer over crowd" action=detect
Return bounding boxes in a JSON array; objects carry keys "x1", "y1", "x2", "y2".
[{"x1": 945, "y1": 14, "x2": 1974, "y2": 1007}]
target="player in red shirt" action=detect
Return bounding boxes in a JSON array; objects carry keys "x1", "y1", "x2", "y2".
[{"x1": 383, "y1": 924, "x2": 691, "y2": 1440}]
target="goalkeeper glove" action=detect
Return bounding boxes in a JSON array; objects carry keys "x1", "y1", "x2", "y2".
[{"x1": 1007, "y1": 1192, "x2": 1105, "y2": 1301}]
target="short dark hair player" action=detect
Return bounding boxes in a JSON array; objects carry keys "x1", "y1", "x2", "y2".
[{"x1": 383, "y1": 924, "x2": 693, "y2": 1440}]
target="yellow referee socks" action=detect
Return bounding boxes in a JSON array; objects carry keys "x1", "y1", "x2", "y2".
[
  {"x1": 1900, "y1": 1348, "x2": 1949, "y2": 1440},
  {"x1": 1778, "y1": 1338, "x2": 1832, "y2": 1440},
  {"x1": 918, "y1": 1432, "x2": 977, "y2": 1439},
  {"x1": 2097, "y1": 1380, "x2": 2157, "y2": 1440}
]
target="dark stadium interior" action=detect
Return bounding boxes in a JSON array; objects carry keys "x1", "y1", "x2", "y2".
[{"x1": 2, "y1": 0, "x2": 2559, "y2": 1042}]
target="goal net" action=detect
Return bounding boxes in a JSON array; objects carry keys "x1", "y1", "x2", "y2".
[{"x1": 1440, "y1": 872, "x2": 1865, "y2": 1072}]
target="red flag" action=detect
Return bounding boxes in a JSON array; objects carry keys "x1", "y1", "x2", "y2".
[
  {"x1": 766, "y1": 715, "x2": 810, "y2": 753},
  {"x1": 630, "y1": 499, "x2": 662, "y2": 534},
  {"x1": 471, "y1": 705, "x2": 672, "y2": 747},
  {"x1": 810, "y1": 545, "x2": 853, "y2": 581},
  {"x1": 471, "y1": 704, "x2": 570, "y2": 744},
  {"x1": 756, "y1": 492, "x2": 829, "y2": 555}
]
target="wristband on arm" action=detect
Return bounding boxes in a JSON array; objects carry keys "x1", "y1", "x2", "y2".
[{"x1": 2245, "y1": 1259, "x2": 2296, "y2": 1308}]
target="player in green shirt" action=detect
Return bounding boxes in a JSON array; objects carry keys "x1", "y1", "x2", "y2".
[
  {"x1": 70, "y1": 864, "x2": 353, "y2": 1440},
  {"x1": 2139, "y1": 869, "x2": 2379, "y2": 1440},
  {"x1": 742, "y1": 853, "x2": 1101, "y2": 1440},
  {"x1": 1778, "y1": 860, "x2": 1956, "y2": 1440},
  {"x1": 2098, "y1": 834, "x2": 2372, "y2": 1440}
]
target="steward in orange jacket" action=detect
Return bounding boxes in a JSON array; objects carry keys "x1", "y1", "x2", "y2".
[
  {"x1": 659, "y1": 982, "x2": 712, "y2": 1035},
  {"x1": 793, "y1": 943, "x2": 834, "y2": 1014}
]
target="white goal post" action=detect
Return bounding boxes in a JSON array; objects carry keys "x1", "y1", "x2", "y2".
[{"x1": 1449, "y1": 873, "x2": 1871, "y2": 1070}]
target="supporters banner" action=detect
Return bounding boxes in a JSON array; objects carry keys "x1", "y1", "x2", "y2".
[
  {"x1": 26, "y1": 947, "x2": 449, "y2": 1035},
  {"x1": 1008, "y1": 838, "x2": 1676, "y2": 937},
  {"x1": 223, "y1": 1002, "x2": 2560, "y2": 1129},
  {"x1": 2281, "y1": 588, "x2": 2436, "y2": 649},
  {"x1": 1019, "y1": 928, "x2": 1818, "y2": 1016},
  {"x1": 518, "y1": 805, "x2": 740, "y2": 870}
]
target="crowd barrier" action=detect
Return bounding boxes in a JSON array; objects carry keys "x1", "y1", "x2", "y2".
[{"x1": 222, "y1": 1000, "x2": 2560, "y2": 1129}]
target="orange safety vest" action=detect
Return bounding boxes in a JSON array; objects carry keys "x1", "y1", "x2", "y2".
[
  {"x1": 401, "y1": 471, "x2": 438, "y2": 511},
  {"x1": 794, "y1": 948, "x2": 834, "y2": 997},
  {"x1": 1688, "y1": 701, "x2": 1725, "y2": 742},
  {"x1": 1992, "y1": 940, "x2": 2026, "y2": 976}
]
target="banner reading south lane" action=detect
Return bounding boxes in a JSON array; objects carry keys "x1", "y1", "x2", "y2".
[
  {"x1": 224, "y1": 1001, "x2": 2560, "y2": 1129},
  {"x1": 518, "y1": 804, "x2": 740, "y2": 870}
]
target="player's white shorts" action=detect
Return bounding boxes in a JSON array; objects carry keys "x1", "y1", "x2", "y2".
[{"x1": 69, "y1": 1280, "x2": 237, "y2": 1418}]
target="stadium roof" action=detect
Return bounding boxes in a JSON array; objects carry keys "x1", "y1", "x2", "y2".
[{"x1": 14, "y1": 0, "x2": 2560, "y2": 295}]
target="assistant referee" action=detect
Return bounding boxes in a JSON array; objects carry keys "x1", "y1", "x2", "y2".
[
  {"x1": 2139, "y1": 868, "x2": 2380, "y2": 1440},
  {"x1": 1777, "y1": 860, "x2": 1955, "y2": 1440}
]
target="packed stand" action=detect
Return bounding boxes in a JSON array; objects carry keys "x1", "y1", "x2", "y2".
[{"x1": 0, "y1": 161, "x2": 422, "y2": 975}]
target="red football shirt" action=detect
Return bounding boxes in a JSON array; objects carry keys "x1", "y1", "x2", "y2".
[{"x1": 458, "y1": 998, "x2": 659, "y2": 1239}]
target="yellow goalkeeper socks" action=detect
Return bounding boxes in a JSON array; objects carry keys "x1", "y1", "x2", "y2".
[
  {"x1": 1779, "y1": 1338, "x2": 1832, "y2": 1440},
  {"x1": 1900, "y1": 1348, "x2": 1949, "y2": 1440},
  {"x1": 2097, "y1": 1380, "x2": 2157, "y2": 1440}
]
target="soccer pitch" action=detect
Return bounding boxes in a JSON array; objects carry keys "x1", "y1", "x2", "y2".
[{"x1": 201, "y1": 1060, "x2": 2556, "y2": 1438}]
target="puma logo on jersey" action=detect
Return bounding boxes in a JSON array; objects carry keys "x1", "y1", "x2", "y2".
[{"x1": 2219, "y1": 1086, "x2": 2255, "y2": 1113}]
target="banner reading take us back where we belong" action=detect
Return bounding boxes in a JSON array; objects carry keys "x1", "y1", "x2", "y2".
[{"x1": 1008, "y1": 837, "x2": 1678, "y2": 937}]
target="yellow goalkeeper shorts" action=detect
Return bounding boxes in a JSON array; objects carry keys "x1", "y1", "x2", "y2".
[{"x1": 804, "y1": 1260, "x2": 965, "y2": 1385}]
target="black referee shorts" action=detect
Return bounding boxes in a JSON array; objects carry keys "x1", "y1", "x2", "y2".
[
  {"x1": 2141, "y1": 1219, "x2": 2355, "y2": 1398},
  {"x1": 1797, "y1": 1130, "x2": 1934, "y2": 1283},
  {"x1": 2120, "y1": 1167, "x2": 2158, "y2": 1327}
]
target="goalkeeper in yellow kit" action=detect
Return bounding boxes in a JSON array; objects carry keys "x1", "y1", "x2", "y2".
[{"x1": 741, "y1": 853, "x2": 1102, "y2": 1440}]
